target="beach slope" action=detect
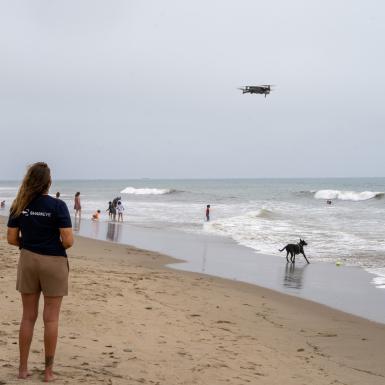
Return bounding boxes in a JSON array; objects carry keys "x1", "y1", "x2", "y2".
[{"x1": 1, "y1": 220, "x2": 385, "y2": 384}]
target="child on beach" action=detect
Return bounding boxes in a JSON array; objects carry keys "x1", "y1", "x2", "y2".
[
  {"x1": 106, "y1": 201, "x2": 113, "y2": 219},
  {"x1": 92, "y1": 210, "x2": 101, "y2": 221},
  {"x1": 117, "y1": 201, "x2": 124, "y2": 222}
]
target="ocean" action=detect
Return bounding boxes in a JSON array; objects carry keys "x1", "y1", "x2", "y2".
[{"x1": 1, "y1": 178, "x2": 384, "y2": 287}]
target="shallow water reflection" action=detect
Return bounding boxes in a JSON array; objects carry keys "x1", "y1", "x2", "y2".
[
  {"x1": 283, "y1": 263, "x2": 308, "y2": 290},
  {"x1": 106, "y1": 222, "x2": 121, "y2": 242},
  {"x1": 73, "y1": 217, "x2": 81, "y2": 232}
]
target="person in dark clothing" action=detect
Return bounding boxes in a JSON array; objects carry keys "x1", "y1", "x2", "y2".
[
  {"x1": 106, "y1": 201, "x2": 113, "y2": 219},
  {"x1": 206, "y1": 205, "x2": 211, "y2": 222},
  {"x1": 7, "y1": 162, "x2": 73, "y2": 382}
]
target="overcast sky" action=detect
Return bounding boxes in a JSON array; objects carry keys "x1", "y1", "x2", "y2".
[{"x1": 1, "y1": 0, "x2": 384, "y2": 180}]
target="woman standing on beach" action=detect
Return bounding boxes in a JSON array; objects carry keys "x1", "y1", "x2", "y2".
[
  {"x1": 7, "y1": 162, "x2": 73, "y2": 382},
  {"x1": 74, "y1": 191, "x2": 81, "y2": 218}
]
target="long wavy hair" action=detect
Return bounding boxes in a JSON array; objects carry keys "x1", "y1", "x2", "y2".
[{"x1": 10, "y1": 162, "x2": 51, "y2": 217}]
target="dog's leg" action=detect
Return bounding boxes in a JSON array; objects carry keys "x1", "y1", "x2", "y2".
[
  {"x1": 286, "y1": 250, "x2": 290, "y2": 262},
  {"x1": 290, "y1": 252, "x2": 295, "y2": 263},
  {"x1": 302, "y1": 252, "x2": 310, "y2": 264}
]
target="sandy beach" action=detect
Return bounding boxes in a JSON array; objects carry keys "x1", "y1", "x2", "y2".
[{"x1": 1, "y1": 218, "x2": 385, "y2": 385}]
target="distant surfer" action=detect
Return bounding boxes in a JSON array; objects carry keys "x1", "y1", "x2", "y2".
[{"x1": 206, "y1": 205, "x2": 210, "y2": 221}]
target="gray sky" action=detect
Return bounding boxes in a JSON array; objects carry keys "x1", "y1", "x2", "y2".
[{"x1": 1, "y1": 0, "x2": 384, "y2": 179}]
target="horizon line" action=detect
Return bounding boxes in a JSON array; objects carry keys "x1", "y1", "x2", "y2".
[{"x1": 1, "y1": 176, "x2": 385, "y2": 182}]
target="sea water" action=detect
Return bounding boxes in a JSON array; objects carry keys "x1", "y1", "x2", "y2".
[{"x1": 1, "y1": 178, "x2": 384, "y2": 287}]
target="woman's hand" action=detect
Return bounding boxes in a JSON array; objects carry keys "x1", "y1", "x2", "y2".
[
  {"x1": 7, "y1": 227, "x2": 20, "y2": 247},
  {"x1": 60, "y1": 228, "x2": 74, "y2": 249}
]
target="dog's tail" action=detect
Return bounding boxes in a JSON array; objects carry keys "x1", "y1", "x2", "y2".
[{"x1": 279, "y1": 246, "x2": 286, "y2": 252}]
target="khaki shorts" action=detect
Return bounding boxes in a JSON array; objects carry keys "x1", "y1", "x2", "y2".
[{"x1": 17, "y1": 249, "x2": 69, "y2": 296}]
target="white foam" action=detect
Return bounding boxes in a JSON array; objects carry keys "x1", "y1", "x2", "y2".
[
  {"x1": 314, "y1": 190, "x2": 383, "y2": 201},
  {"x1": 120, "y1": 187, "x2": 175, "y2": 195},
  {"x1": 366, "y1": 268, "x2": 385, "y2": 289}
]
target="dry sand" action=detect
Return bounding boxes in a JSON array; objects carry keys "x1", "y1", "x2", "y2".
[{"x1": 1, "y1": 220, "x2": 385, "y2": 385}]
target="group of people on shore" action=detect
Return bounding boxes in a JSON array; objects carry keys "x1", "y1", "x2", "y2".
[
  {"x1": 106, "y1": 198, "x2": 124, "y2": 222},
  {"x1": 51, "y1": 192, "x2": 125, "y2": 222}
]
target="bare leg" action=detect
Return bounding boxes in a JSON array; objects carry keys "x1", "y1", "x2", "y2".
[
  {"x1": 19, "y1": 293, "x2": 40, "y2": 379},
  {"x1": 43, "y1": 296, "x2": 63, "y2": 382}
]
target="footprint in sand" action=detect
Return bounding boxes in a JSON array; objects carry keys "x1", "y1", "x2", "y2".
[{"x1": 317, "y1": 332, "x2": 338, "y2": 337}]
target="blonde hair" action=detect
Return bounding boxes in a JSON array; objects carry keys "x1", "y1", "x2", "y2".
[{"x1": 10, "y1": 162, "x2": 51, "y2": 217}]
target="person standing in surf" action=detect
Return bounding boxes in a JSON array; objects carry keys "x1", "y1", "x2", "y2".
[
  {"x1": 74, "y1": 192, "x2": 81, "y2": 218},
  {"x1": 117, "y1": 201, "x2": 124, "y2": 222},
  {"x1": 206, "y1": 205, "x2": 210, "y2": 222},
  {"x1": 7, "y1": 162, "x2": 73, "y2": 382},
  {"x1": 106, "y1": 201, "x2": 113, "y2": 219}
]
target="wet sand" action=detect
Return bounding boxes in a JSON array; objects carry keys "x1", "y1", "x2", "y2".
[
  {"x1": 1, "y1": 218, "x2": 385, "y2": 384},
  {"x1": 77, "y1": 219, "x2": 385, "y2": 324}
]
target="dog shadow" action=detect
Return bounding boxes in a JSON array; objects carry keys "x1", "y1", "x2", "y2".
[{"x1": 283, "y1": 262, "x2": 308, "y2": 290}]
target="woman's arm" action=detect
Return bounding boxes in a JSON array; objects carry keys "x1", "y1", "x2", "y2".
[
  {"x1": 7, "y1": 227, "x2": 20, "y2": 247},
  {"x1": 60, "y1": 228, "x2": 74, "y2": 249}
]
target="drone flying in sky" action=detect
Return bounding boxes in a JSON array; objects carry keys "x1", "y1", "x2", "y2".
[{"x1": 238, "y1": 85, "x2": 273, "y2": 98}]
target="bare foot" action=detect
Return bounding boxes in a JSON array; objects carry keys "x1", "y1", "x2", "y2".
[
  {"x1": 44, "y1": 369, "x2": 55, "y2": 382},
  {"x1": 18, "y1": 369, "x2": 32, "y2": 379}
]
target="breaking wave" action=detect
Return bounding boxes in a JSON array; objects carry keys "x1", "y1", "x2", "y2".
[
  {"x1": 244, "y1": 208, "x2": 276, "y2": 219},
  {"x1": 314, "y1": 190, "x2": 384, "y2": 201},
  {"x1": 120, "y1": 187, "x2": 178, "y2": 195}
]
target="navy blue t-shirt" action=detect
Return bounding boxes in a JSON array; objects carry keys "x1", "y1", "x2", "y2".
[{"x1": 7, "y1": 195, "x2": 72, "y2": 257}]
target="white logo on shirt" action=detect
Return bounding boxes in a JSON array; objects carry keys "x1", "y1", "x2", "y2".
[{"x1": 22, "y1": 209, "x2": 51, "y2": 217}]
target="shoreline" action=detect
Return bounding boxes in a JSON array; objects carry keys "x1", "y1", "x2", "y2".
[
  {"x1": 1, "y1": 220, "x2": 385, "y2": 384},
  {"x1": 2, "y1": 214, "x2": 385, "y2": 324},
  {"x1": 72, "y1": 217, "x2": 385, "y2": 324}
]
